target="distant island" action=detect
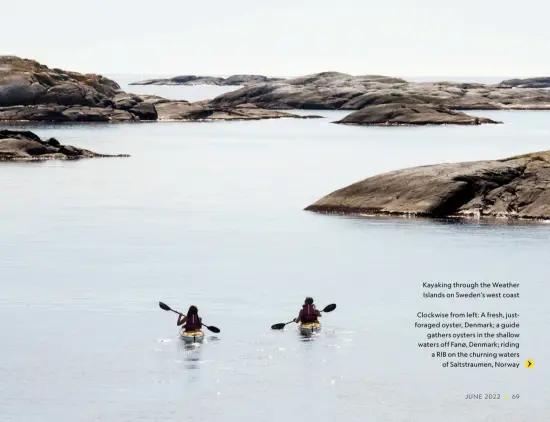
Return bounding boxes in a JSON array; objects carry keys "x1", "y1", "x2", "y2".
[
  {"x1": 498, "y1": 77, "x2": 550, "y2": 89},
  {"x1": 3, "y1": 56, "x2": 550, "y2": 125},
  {"x1": 129, "y1": 74, "x2": 285, "y2": 86},
  {"x1": 209, "y1": 71, "x2": 550, "y2": 111}
]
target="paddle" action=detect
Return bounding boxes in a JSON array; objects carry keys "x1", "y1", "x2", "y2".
[
  {"x1": 159, "y1": 302, "x2": 221, "y2": 333},
  {"x1": 270, "y1": 320, "x2": 295, "y2": 330},
  {"x1": 271, "y1": 303, "x2": 337, "y2": 330},
  {"x1": 322, "y1": 303, "x2": 337, "y2": 313}
]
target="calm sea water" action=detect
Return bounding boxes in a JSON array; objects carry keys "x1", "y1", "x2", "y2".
[{"x1": 1, "y1": 79, "x2": 549, "y2": 421}]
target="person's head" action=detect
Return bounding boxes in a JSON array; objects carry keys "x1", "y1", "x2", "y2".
[
  {"x1": 304, "y1": 297, "x2": 314, "y2": 305},
  {"x1": 187, "y1": 305, "x2": 198, "y2": 317}
]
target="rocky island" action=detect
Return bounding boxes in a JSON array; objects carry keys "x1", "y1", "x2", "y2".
[
  {"x1": 5, "y1": 58, "x2": 550, "y2": 126},
  {"x1": 335, "y1": 103, "x2": 501, "y2": 126},
  {"x1": 209, "y1": 71, "x2": 550, "y2": 112},
  {"x1": 305, "y1": 151, "x2": 550, "y2": 220},
  {"x1": 498, "y1": 77, "x2": 550, "y2": 89},
  {"x1": 0, "y1": 130, "x2": 129, "y2": 161},
  {"x1": 0, "y1": 56, "x2": 312, "y2": 122},
  {"x1": 130, "y1": 74, "x2": 285, "y2": 86}
]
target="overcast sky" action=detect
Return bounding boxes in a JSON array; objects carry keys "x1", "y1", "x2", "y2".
[{"x1": 2, "y1": 0, "x2": 548, "y2": 77}]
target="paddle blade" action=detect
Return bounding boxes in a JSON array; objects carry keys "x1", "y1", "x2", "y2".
[
  {"x1": 271, "y1": 323, "x2": 286, "y2": 330},
  {"x1": 206, "y1": 325, "x2": 221, "y2": 334},
  {"x1": 159, "y1": 302, "x2": 172, "y2": 311},
  {"x1": 323, "y1": 303, "x2": 337, "y2": 313}
]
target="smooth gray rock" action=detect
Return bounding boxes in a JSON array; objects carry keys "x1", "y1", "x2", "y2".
[
  {"x1": 129, "y1": 102, "x2": 158, "y2": 120},
  {"x1": 209, "y1": 72, "x2": 550, "y2": 110},
  {"x1": 61, "y1": 106, "x2": 136, "y2": 122},
  {"x1": 0, "y1": 105, "x2": 69, "y2": 121},
  {"x1": 39, "y1": 82, "x2": 104, "y2": 106},
  {"x1": 221, "y1": 74, "x2": 285, "y2": 85},
  {"x1": 154, "y1": 102, "x2": 215, "y2": 120},
  {"x1": 129, "y1": 74, "x2": 284, "y2": 86},
  {"x1": 137, "y1": 95, "x2": 175, "y2": 105},
  {"x1": 0, "y1": 105, "x2": 137, "y2": 122},
  {"x1": 0, "y1": 74, "x2": 47, "y2": 106},
  {"x1": 203, "y1": 104, "x2": 321, "y2": 120},
  {"x1": 173, "y1": 76, "x2": 224, "y2": 85},
  {"x1": 0, "y1": 56, "x2": 121, "y2": 107},
  {"x1": 0, "y1": 129, "x2": 129, "y2": 161},
  {"x1": 130, "y1": 75, "x2": 223, "y2": 86},
  {"x1": 498, "y1": 77, "x2": 550, "y2": 89},
  {"x1": 335, "y1": 103, "x2": 500, "y2": 125},
  {"x1": 154, "y1": 101, "x2": 321, "y2": 121},
  {"x1": 112, "y1": 92, "x2": 142, "y2": 109},
  {"x1": 305, "y1": 151, "x2": 550, "y2": 220},
  {"x1": 0, "y1": 56, "x2": 311, "y2": 122}
]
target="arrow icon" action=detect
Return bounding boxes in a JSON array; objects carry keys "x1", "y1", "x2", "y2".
[{"x1": 525, "y1": 359, "x2": 534, "y2": 369}]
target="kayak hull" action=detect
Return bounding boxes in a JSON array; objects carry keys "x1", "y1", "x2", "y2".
[
  {"x1": 179, "y1": 329, "x2": 205, "y2": 344},
  {"x1": 299, "y1": 321, "x2": 321, "y2": 335}
]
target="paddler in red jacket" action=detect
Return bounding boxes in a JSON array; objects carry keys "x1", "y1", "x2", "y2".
[
  {"x1": 177, "y1": 305, "x2": 203, "y2": 331},
  {"x1": 295, "y1": 297, "x2": 321, "y2": 323}
]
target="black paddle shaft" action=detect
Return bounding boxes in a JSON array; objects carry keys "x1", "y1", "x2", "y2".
[{"x1": 271, "y1": 320, "x2": 295, "y2": 330}]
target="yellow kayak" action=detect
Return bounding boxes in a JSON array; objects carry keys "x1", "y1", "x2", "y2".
[
  {"x1": 299, "y1": 321, "x2": 322, "y2": 335},
  {"x1": 179, "y1": 328, "x2": 205, "y2": 344}
]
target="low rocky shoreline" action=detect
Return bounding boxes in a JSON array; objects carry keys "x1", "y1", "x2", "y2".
[
  {"x1": 3, "y1": 55, "x2": 550, "y2": 126},
  {"x1": 305, "y1": 151, "x2": 550, "y2": 220},
  {"x1": 209, "y1": 72, "x2": 550, "y2": 112},
  {"x1": 0, "y1": 56, "x2": 314, "y2": 123},
  {"x1": 0, "y1": 130, "x2": 129, "y2": 161}
]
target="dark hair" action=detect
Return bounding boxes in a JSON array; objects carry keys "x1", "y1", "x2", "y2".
[
  {"x1": 187, "y1": 305, "x2": 198, "y2": 318},
  {"x1": 305, "y1": 297, "x2": 314, "y2": 305}
]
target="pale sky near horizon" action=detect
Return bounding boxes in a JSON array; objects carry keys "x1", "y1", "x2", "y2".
[{"x1": 2, "y1": 0, "x2": 549, "y2": 77}]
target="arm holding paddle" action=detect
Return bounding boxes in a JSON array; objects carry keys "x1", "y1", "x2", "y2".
[
  {"x1": 272, "y1": 303, "x2": 335, "y2": 330},
  {"x1": 159, "y1": 302, "x2": 220, "y2": 333}
]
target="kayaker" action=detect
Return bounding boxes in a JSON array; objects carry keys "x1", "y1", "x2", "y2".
[
  {"x1": 177, "y1": 305, "x2": 203, "y2": 332},
  {"x1": 295, "y1": 297, "x2": 321, "y2": 323}
]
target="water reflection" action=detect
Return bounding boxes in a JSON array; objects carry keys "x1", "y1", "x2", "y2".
[
  {"x1": 298, "y1": 328, "x2": 321, "y2": 342},
  {"x1": 342, "y1": 212, "x2": 550, "y2": 229},
  {"x1": 178, "y1": 336, "x2": 220, "y2": 370},
  {"x1": 179, "y1": 340, "x2": 203, "y2": 371},
  {"x1": 299, "y1": 335, "x2": 319, "y2": 342}
]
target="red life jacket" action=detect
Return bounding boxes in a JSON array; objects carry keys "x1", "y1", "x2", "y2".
[
  {"x1": 301, "y1": 304, "x2": 318, "y2": 322},
  {"x1": 185, "y1": 313, "x2": 201, "y2": 330}
]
